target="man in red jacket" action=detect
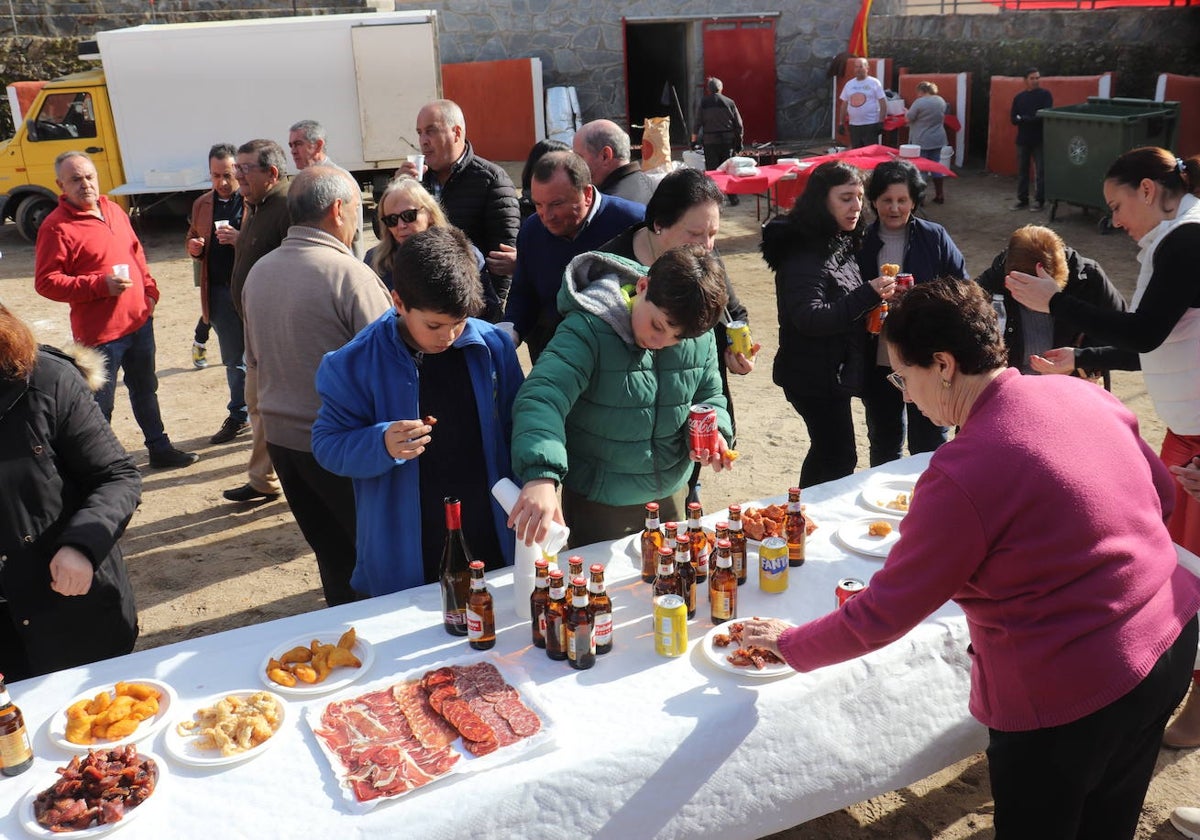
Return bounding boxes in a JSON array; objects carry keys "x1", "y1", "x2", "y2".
[{"x1": 35, "y1": 151, "x2": 197, "y2": 469}]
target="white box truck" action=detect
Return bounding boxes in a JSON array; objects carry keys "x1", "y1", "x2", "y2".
[{"x1": 0, "y1": 10, "x2": 441, "y2": 240}]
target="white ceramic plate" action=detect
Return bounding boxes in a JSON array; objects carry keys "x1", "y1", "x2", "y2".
[
  {"x1": 163, "y1": 689, "x2": 287, "y2": 767},
  {"x1": 700, "y1": 621, "x2": 794, "y2": 678},
  {"x1": 50, "y1": 679, "x2": 178, "y2": 753},
  {"x1": 258, "y1": 629, "x2": 374, "y2": 697},
  {"x1": 860, "y1": 477, "x2": 917, "y2": 516},
  {"x1": 21, "y1": 750, "x2": 166, "y2": 838},
  {"x1": 835, "y1": 515, "x2": 903, "y2": 559}
]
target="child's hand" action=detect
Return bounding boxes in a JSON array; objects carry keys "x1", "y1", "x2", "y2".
[
  {"x1": 690, "y1": 434, "x2": 734, "y2": 473},
  {"x1": 508, "y1": 479, "x2": 563, "y2": 547},
  {"x1": 724, "y1": 344, "x2": 760, "y2": 375},
  {"x1": 384, "y1": 418, "x2": 434, "y2": 460}
]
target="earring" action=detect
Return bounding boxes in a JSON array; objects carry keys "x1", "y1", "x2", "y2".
[{"x1": 942, "y1": 379, "x2": 951, "y2": 389}]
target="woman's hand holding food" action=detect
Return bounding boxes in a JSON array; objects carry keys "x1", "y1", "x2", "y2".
[
  {"x1": 1005, "y1": 264, "x2": 1058, "y2": 313},
  {"x1": 1028, "y1": 347, "x2": 1077, "y2": 375},
  {"x1": 739, "y1": 617, "x2": 792, "y2": 659},
  {"x1": 869, "y1": 273, "x2": 897, "y2": 300},
  {"x1": 384, "y1": 417, "x2": 435, "y2": 460},
  {"x1": 50, "y1": 545, "x2": 94, "y2": 596}
]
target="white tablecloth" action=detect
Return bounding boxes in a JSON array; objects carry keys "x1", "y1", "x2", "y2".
[{"x1": 0, "y1": 454, "x2": 987, "y2": 839}]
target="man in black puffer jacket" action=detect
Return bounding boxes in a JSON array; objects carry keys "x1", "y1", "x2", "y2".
[{"x1": 400, "y1": 99, "x2": 520, "y2": 306}]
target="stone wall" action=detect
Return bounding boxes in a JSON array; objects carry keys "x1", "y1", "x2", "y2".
[{"x1": 871, "y1": 7, "x2": 1200, "y2": 152}]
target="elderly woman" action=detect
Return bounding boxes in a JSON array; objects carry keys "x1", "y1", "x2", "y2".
[
  {"x1": 975, "y1": 224, "x2": 1126, "y2": 378},
  {"x1": 904, "y1": 81, "x2": 949, "y2": 203},
  {"x1": 762, "y1": 161, "x2": 895, "y2": 486},
  {"x1": 367, "y1": 175, "x2": 502, "y2": 321},
  {"x1": 0, "y1": 305, "x2": 141, "y2": 680},
  {"x1": 858, "y1": 159, "x2": 965, "y2": 465},
  {"x1": 744, "y1": 277, "x2": 1200, "y2": 839}
]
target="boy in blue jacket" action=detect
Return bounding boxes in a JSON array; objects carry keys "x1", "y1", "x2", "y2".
[{"x1": 313, "y1": 226, "x2": 523, "y2": 597}]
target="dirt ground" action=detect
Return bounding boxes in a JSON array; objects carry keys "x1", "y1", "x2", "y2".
[{"x1": 0, "y1": 163, "x2": 1195, "y2": 838}]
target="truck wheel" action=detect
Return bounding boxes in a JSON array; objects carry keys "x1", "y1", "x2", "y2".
[{"x1": 16, "y1": 196, "x2": 56, "y2": 242}]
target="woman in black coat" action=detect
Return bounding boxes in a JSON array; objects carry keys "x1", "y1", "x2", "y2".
[
  {"x1": 0, "y1": 304, "x2": 141, "y2": 680},
  {"x1": 761, "y1": 161, "x2": 896, "y2": 487}
]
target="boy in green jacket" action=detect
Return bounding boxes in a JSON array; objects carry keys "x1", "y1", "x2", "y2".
[{"x1": 509, "y1": 244, "x2": 733, "y2": 548}]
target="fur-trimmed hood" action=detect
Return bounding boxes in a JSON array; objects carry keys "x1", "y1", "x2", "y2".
[{"x1": 46, "y1": 343, "x2": 109, "y2": 392}]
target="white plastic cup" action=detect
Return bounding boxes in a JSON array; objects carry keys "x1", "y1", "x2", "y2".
[
  {"x1": 512, "y1": 540, "x2": 540, "y2": 620},
  {"x1": 406, "y1": 153, "x2": 426, "y2": 178},
  {"x1": 112, "y1": 264, "x2": 130, "y2": 279},
  {"x1": 491, "y1": 478, "x2": 570, "y2": 556},
  {"x1": 213, "y1": 219, "x2": 231, "y2": 230}
]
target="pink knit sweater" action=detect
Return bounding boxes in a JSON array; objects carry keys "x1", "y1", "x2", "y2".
[{"x1": 779, "y1": 368, "x2": 1200, "y2": 731}]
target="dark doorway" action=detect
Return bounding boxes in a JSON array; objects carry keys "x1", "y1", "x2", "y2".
[{"x1": 623, "y1": 21, "x2": 691, "y2": 152}]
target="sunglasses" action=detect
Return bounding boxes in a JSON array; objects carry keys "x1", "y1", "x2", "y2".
[
  {"x1": 382, "y1": 208, "x2": 421, "y2": 227},
  {"x1": 886, "y1": 371, "x2": 906, "y2": 391}
]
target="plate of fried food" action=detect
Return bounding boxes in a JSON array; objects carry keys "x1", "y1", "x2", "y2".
[
  {"x1": 738, "y1": 504, "x2": 818, "y2": 544},
  {"x1": 22, "y1": 746, "x2": 164, "y2": 837},
  {"x1": 835, "y1": 515, "x2": 903, "y2": 559},
  {"x1": 860, "y1": 477, "x2": 917, "y2": 516},
  {"x1": 702, "y1": 620, "x2": 794, "y2": 678},
  {"x1": 50, "y1": 680, "x2": 177, "y2": 753},
  {"x1": 164, "y1": 689, "x2": 286, "y2": 767},
  {"x1": 259, "y1": 626, "x2": 373, "y2": 696}
]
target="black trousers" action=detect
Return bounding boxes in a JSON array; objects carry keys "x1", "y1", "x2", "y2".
[
  {"x1": 987, "y1": 615, "x2": 1198, "y2": 840},
  {"x1": 782, "y1": 386, "x2": 857, "y2": 488},
  {"x1": 267, "y1": 443, "x2": 360, "y2": 607},
  {"x1": 861, "y1": 362, "x2": 948, "y2": 466}
]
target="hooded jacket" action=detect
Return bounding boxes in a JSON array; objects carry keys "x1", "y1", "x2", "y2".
[
  {"x1": 0, "y1": 345, "x2": 140, "y2": 677},
  {"x1": 511, "y1": 252, "x2": 730, "y2": 506}
]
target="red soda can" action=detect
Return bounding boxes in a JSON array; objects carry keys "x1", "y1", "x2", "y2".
[
  {"x1": 836, "y1": 577, "x2": 866, "y2": 608},
  {"x1": 895, "y1": 273, "x2": 914, "y2": 293},
  {"x1": 688, "y1": 404, "x2": 719, "y2": 454}
]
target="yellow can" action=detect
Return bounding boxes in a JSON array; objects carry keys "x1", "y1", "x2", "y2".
[
  {"x1": 653, "y1": 594, "x2": 688, "y2": 657},
  {"x1": 726, "y1": 320, "x2": 754, "y2": 357},
  {"x1": 758, "y1": 536, "x2": 789, "y2": 593}
]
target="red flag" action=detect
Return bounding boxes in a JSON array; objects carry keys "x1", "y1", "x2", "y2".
[{"x1": 848, "y1": 0, "x2": 874, "y2": 56}]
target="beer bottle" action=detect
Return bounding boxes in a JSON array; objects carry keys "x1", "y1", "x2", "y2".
[
  {"x1": 686, "y1": 502, "x2": 710, "y2": 583},
  {"x1": 0, "y1": 674, "x2": 33, "y2": 777},
  {"x1": 710, "y1": 539, "x2": 738, "y2": 625},
  {"x1": 588, "y1": 563, "x2": 614, "y2": 655},
  {"x1": 530, "y1": 557, "x2": 551, "y2": 648},
  {"x1": 545, "y1": 569, "x2": 569, "y2": 661},
  {"x1": 714, "y1": 520, "x2": 730, "y2": 545},
  {"x1": 728, "y1": 504, "x2": 748, "y2": 585},
  {"x1": 466, "y1": 560, "x2": 496, "y2": 650},
  {"x1": 674, "y1": 533, "x2": 697, "y2": 620},
  {"x1": 565, "y1": 576, "x2": 596, "y2": 670},
  {"x1": 640, "y1": 502, "x2": 663, "y2": 583},
  {"x1": 663, "y1": 521, "x2": 678, "y2": 553},
  {"x1": 652, "y1": 545, "x2": 681, "y2": 600},
  {"x1": 567, "y1": 554, "x2": 584, "y2": 582},
  {"x1": 439, "y1": 497, "x2": 473, "y2": 636},
  {"x1": 785, "y1": 487, "x2": 806, "y2": 567}
]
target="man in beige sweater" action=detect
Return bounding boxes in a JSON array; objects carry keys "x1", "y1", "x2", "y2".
[{"x1": 242, "y1": 165, "x2": 392, "y2": 605}]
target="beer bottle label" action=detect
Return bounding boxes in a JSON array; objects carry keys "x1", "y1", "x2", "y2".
[
  {"x1": 695, "y1": 546, "x2": 711, "y2": 577},
  {"x1": 466, "y1": 609, "x2": 483, "y2": 638},
  {"x1": 594, "y1": 612, "x2": 613, "y2": 646},
  {"x1": 0, "y1": 729, "x2": 33, "y2": 768},
  {"x1": 538, "y1": 611, "x2": 548, "y2": 637},
  {"x1": 711, "y1": 591, "x2": 733, "y2": 621},
  {"x1": 444, "y1": 610, "x2": 466, "y2": 627}
]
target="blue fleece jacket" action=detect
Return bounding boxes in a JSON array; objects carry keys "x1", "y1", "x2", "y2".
[{"x1": 312, "y1": 312, "x2": 523, "y2": 596}]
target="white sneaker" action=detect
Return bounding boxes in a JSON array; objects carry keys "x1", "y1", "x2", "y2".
[{"x1": 1171, "y1": 806, "x2": 1200, "y2": 839}]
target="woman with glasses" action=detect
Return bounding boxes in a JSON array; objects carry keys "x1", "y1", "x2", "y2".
[
  {"x1": 743, "y1": 277, "x2": 1200, "y2": 839},
  {"x1": 761, "y1": 161, "x2": 896, "y2": 487},
  {"x1": 366, "y1": 175, "x2": 502, "y2": 321},
  {"x1": 858, "y1": 158, "x2": 966, "y2": 466}
]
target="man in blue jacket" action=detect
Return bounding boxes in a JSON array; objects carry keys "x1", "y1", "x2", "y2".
[{"x1": 312, "y1": 226, "x2": 523, "y2": 597}]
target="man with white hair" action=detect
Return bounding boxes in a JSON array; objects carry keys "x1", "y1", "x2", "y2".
[
  {"x1": 573, "y1": 119, "x2": 654, "y2": 205},
  {"x1": 242, "y1": 165, "x2": 392, "y2": 606},
  {"x1": 693, "y1": 77, "x2": 744, "y2": 204},
  {"x1": 400, "y1": 99, "x2": 520, "y2": 303},
  {"x1": 288, "y1": 119, "x2": 363, "y2": 257}
]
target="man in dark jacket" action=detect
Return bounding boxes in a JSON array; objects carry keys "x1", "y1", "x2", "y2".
[
  {"x1": 400, "y1": 99, "x2": 520, "y2": 303},
  {"x1": 1010, "y1": 68, "x2": 1053, "y2": 211},
  {"x1": 573, "y1": 119, "x2": 654, "y2": 205},
  {"x1": 693, "y1": 77, "x2": 744, "y2": 204}
]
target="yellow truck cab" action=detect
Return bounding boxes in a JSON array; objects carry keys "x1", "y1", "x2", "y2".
[{"x1": 0, "y1": 69, "x2": 127, "y2": 241}]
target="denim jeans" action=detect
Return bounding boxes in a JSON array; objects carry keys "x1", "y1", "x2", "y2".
[
  {"x1": 1016, "y1": 142, "x2": 1045, "y2": 204},
  {"x1": 93, "y1": 318, "x2": 169, "y2": 451},
  {"x1": 206, "y1": 283, "x2": 247, "y2": 422}
]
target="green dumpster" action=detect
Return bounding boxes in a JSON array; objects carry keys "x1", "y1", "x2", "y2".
[{"x1": 1040, "y1": 97, "x2": 1180, "y2": 227}]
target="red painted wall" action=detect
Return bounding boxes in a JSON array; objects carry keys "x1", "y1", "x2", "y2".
[
  {"x1": 443, "y1": 59, "x2": 538, "y2": 162},
  {"x1": 1159, "y1": 74, "x2": 1200, "y2": 159}
]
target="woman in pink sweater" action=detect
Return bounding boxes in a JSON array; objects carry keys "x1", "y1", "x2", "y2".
[{"x1": 744, "y1": 278, "x2": 1200, "y2": 839}]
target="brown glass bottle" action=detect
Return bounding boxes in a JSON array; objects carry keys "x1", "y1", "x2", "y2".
[
  {"x1": 709, "y1": 538, "x2": 738, "y2": 624},
  {"x1": 652, "y1": 545, "x2": 681, "y2": 600},
  {"x1": 466, "y1": 560, "x2": 495, "y2": 650},
  {"x1": 728, "y1": 504, "x2": 748, "y2": 585},
  {"x1": 587, "y1": 563, "x2": 614, "y2": 655},
  {"x1": 663, "y1": 521, "x2": 678, "y2": 553},
  {"x1": 785, "y1": 487, "x2": 806, "y2": 567},
  {"x1": 686, "y1": 501, "x2": 710, "y2": 583},
  {"x1": 674, "y1": 533, "x2": 697, "y2": 620},
  {"x1": 439, "y1": 497, "x2": 473, "y2": 636},
  {"x1": 530, "y1": 558, "x2": 551, "y2": 649},
  {"x1": 0, "y1": 674, "x2": 34, "y2": 777},
  {"x1": 545, "y1": 569, "x2": 569, "y2": 661},
  {"x1": 567, "y1": 554, "x2": 584, "y2": 582},
  {"x1": 640, "y1": 502, "x2": 664, "y2": 583},
  {"x1": 565, "y1": 577, "x2": 596, "y2": 670}
]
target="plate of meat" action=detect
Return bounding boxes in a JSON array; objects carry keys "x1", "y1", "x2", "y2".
[
  {"x1": 307, "y1": 657, "x2": 553, "y2": 811},
  {"x1": 21, "y1": 746, "x2": 165, "y2": 837},
  {"x1": 702, "y1": 621, "x2": 794, "y2": 678}
]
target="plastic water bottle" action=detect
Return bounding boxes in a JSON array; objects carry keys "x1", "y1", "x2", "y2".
[{"x1": 992, "y1": 294, "x2": 1007, "y2": 336}]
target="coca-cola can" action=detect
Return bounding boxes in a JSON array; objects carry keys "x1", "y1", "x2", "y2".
[
  {"x1": 835, "y1": 577, "x2": 866, "y2": 608},
  {"x1": 688, "y1": 403, "x2": 719, "y2": 454},
  {"x1": 895, "y1": 273, "x2": 915, "y2": 293}
]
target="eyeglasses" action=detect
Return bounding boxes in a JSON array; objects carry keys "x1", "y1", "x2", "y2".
[
  {"x1": 886, "y1": 371, "x2": 906, "y2": 391},
  {"x1": 382, "y1": 208, "x2": 421, "y2": 227}
]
